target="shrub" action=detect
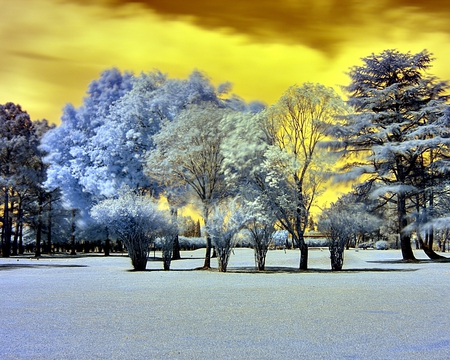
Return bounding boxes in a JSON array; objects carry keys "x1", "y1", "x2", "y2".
[{"x1": 375, "y1": 240, "x2": 389, "y2": 250}]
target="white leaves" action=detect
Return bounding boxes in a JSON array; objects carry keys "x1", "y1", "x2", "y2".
[
  {"x1": 369, "y1": 184, "x2": 416, "y2": 199},
  {"x1": 90, "y1": 190, "x2": 169, "y2": 244}
]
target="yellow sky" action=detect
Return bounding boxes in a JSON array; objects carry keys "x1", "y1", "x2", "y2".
[{"x1": 2, "y1": 0, "x2": 450, "y2": 126}]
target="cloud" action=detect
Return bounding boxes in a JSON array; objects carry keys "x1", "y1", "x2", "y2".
[
  {"x1": 63, "y1": 0, "x2": 450, "y2": 56},
  {"x1": 9, "y1": 51, "x2": 66, "y2": 62}
]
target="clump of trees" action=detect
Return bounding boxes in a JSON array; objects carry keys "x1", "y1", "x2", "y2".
[
  {"x1": 0, "y1": 103, "x2": 54, "y2": 258},
  {"x1": 3, "y1": 48, "x2": 450, "y2": 271}
]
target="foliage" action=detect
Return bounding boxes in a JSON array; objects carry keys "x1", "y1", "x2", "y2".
[
  {"x1": 207, "y1": 201, "x2": 249, "y2": 272},
  {"x1": 41, "y1": 68, "x2": 133, "y2": 212},
  {"x1": 318, "y1": 193, "x2": 382, "y2": 270},
  {"x1": 375, "y1": 240, "x2": 389, "y2": 250},
  {"x1": 326, "y1": 49, "x2": 450, "y2": 261},
  {"x1": 0, "y1": 102, "x2": 54, "y2": 257},
  {"x1": 90, "y1": 191, "x2": 169, "y2": 270},
  {"x1": 147, "y1": 103, "x2": 241, "y2": 268},
  {"x1": 223, "y1": 83, "x2": 347, "y2": 270}
]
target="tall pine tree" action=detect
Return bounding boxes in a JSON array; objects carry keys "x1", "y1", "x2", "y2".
[{"x1": 326, "y1": 49, "x2": 450, "y2": 261}]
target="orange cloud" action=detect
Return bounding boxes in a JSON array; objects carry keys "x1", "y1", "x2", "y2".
[
  {"x1": 1, "y1": 0, "x2": 450, "y2": 126},
  {"x1": 65, "y1": 0, "x2": 450, "y2": 55}
]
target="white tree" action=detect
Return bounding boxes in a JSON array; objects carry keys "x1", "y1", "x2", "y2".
[
  {"x1": 318, "y1": 193, "x2": 382, "y2": 270},
  {"x1": 325, "y1": 49, "x2": 450, "y2": 261},
  {"x1": 207, "y1": 201, "x2": 248, "y2": 272},
  {"x1": 244, "y1": 218, "x2": 274, "y2": 271},
  {"x1": 223, "y1": 83, "x2": 346, "y2": 270},
  {"x1": 147, "y1": 104, "x2": 237, "y2": 268},
  {"x1": 318, "y1": 206, "x2": 353, "y2": 271},
  {"x1": 238, "y1": 189, "x2": 277, "y2": 270},
  {"x1": 41, "y1": 69, "x2": 133, "y2": 254},
  {"x1": 90, "y1": 191, "x2": 169, "y2": 271}
]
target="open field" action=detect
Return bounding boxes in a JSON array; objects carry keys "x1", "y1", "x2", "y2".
[{"x1": 1, "y1": 248, "x2": 450, "y2": 359}]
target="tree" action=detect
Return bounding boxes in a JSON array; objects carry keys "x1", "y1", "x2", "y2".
[
  {"x1": 147, "y1": 104, "x2": 236, "y2": 268},
  {"x1": 90, "y1": 191, "x2": 169, "y2": 271},
  {"x1": 326, "y1": 49, "x2": 450, "y2": 261},
  {"x1": 223, "y1": 83, "x2": 346, "y2": 269},
  {"x1": 245, "y1": 218, "x2": 274, "y2": 271},
  {"x1": 41, "y1": 69, "x2": 133, "y2": 254},
  {"x1": 0, "y1": 103, "x2": 53, "y2": 257},
  {"x1": 318, "y1": 206, "x2": 352, "y2": 271},
  {"x1": 207, "y1": 201, "x2": 248, "y2": 272},
  {"x1": 318, "y1": 193, "x2": 382, "y2": 270}
]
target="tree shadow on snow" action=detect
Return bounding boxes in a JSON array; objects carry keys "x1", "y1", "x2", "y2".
[
  {"x1": 213, "y1": 266, "x2": 420, "y2": 274},
  {"x1": 367, "y1": 258, "x2": 450, "y2": 264},
  {"x1": 0, "y1": 263, "x2": 88, "y2": 271}
]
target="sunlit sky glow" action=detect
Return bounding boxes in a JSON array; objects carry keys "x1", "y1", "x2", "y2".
[{"x1": 2, "y1": 0, "x2": 450, "y2": 125}]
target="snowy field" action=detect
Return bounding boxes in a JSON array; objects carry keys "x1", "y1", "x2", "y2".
[{"x1": 1, "y1": 248, "x2": 450, "y2": 359}]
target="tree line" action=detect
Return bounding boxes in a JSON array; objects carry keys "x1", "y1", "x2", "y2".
[{"x1": 1, "y1": 49, "x2": 450, "y2": 271}]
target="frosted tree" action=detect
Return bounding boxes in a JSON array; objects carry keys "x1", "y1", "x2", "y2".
[
  {"x1": 207, "y1": 201, "x2": 248, "y2": 272},
  {"x1": 325, "y1": 49, "x2": 450, "y2": 261},
  {"x1": 318, "y1": 192, "x2": 382, "y2": 270},
  {"x1": 238, "y1": 186, "x2": 276, "y2": 270},
  {"x1": 41, "y1": 69, "x2": 133, "y2": 254},
  {"x1": 223, "y1": 83, "x2": 346, "y2": 270},
  {"x1": 83, "y1": 71, "x2": 167, "y2": 197},
  {"x1": 244, "y1": 217, "x2": 275, "y2": 271},
  {"x1": 147, "y1": 104, "x2": 237, "y2": 268},
  {"x1": 89, "y1": 70, "x2": 232, "y2": 259},
  {"x1": 318, "y1": 204, "x2": 353, "y2": 271},
  {"x1": 90, "y1": 191, "x2": 169, "y2": 271}
]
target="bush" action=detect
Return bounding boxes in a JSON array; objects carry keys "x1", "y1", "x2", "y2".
[
  {"x1": 177, "y1": 236, "x2": 206, "y2": 250},
  {"x1": 358, "y1": 242, "x2": 374, "y2": 249},
  {"x1": 375, "y1": 240, "x2": 389, "y2": 250},
  {"x1": 306, "y1": 238, "x2": 329, "y2": 247}
]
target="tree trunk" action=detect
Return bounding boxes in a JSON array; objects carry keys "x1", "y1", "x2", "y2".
[
  {"x1": 35, "y1": 220, "x2": 42, "y2": 257},
  {"x1": 131, "y1": 255, "x2": 148, "y2": 271},
  {"x1": 330, "y1": 244, "x2": 344, "y2": 271},
  {"x1": 70, "y1": 209, "x2": 76, "y2": 255},
  {"x1": 2, "y1": 190, "x2": 11, "y2": 258},
  {"x1": 163, "y1": 253, "x2": 171, "y2": 270},
  {"x1": 104, "y1": 228, "x2": 110, "y2": 256},
  {"x1": 256, "y1": 249, "x2": 267, "y2": 271},
  {"x1": 203, "y1": 235, "x2": 212, "y2": 268},
  {"x1": 35, "y1": 194, "x2": 43, "y2": 258},
  {"x1": 18, "y1": 217, "x2": 24, "y2": 255},
  {"x1": 170, "y1": 208, "x2": 181, "y2": 260},
  {"x1": 419, "y1": 237, "x2": 446, "y2": 260},
  {"x1": 217, "y1": 249, "x2": 229, "y2": 272},
  {"x1": 13, "y1": 199, "x2": 23, "y2": 256},
  {"x1": 299, "y1": 241, "x2": 308, "y2": 270},
  {"x1": 202, "y1": 212, "x2": 211, "y2": 269},
  {"x1": 11, "y1": 195, "x2": 17, "y2": 256},
  {"x1": 47, "y1": 200, "x2": 52, "y2": 254},
  {"x1": 172, "y1": 234, "x2": 181, "y2": 260},
  {"x1": 397, "y1": 193, "x2": 416, "y2": 261}
]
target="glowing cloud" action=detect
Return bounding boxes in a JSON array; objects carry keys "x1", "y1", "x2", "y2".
[{"x1": 1, "y1": 0, "x2": 450, "y2": 124}]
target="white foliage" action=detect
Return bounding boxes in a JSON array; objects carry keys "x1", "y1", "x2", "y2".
[
  {"x1": 90, "y1": 191, "x2": 169, "y2": 269},
  {"x1": 207, "y1": 201, "x2": 249, "y2": 271}
]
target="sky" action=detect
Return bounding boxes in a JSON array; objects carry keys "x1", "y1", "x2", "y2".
[{"x1": 2, "y1": 0, "x2": 450, "y2": 125}]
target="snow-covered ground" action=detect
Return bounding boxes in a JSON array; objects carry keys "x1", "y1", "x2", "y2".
[{"x1": 1, "y1": 248, "x2": 450, "y2": 359}]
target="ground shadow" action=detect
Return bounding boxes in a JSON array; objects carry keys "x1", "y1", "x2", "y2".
[
  {"x1": 225, "y1": 266, "x2": 419, "y2": 274},
  {"x1": 128, "y1": 266, "x2": 419, "y2": 273},
  {"x1": 367, "y1": 258, "x2": 450, "y2": 264},
  {"x1": 0, "y1": 263, "x2": 88, "y2": 271}
]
